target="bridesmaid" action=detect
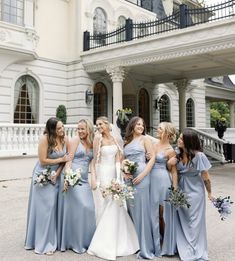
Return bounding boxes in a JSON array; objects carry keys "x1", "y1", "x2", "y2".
[
  {"x1": 58, "y1": 119, "x2": 96, "y2": 253},
  {"x1": 25, "y1": 117, "x2": 71, "y2": 255},
  {"x1": 123, "y1": 116, "x2": 155, "y2": 259},
  {"x1": 169, "y1": 128, "x2": 213, "y2": 261},
  {"x1": 150, "y1": 122, "x2": 177, "y2": 257}
]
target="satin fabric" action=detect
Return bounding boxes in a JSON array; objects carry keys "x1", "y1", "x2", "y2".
[
  {"x1": 87, "y1": 145, "x2": 139, "y2": 260},
  {"x1": 58, "y1": 142, "x2": 96, "y2": 253},
  {"x1": 124, "y1": 138, "x2": 155, "y2": 259},
  {"x1": 150, "y1": 151, "x2": 177, "y2": 256},
  {"x1": 176, "y1": 152, "x2": 211, "y2": 261},
  {"x1": 25, "y1": 147, "x2": 66, "y2": 254}
]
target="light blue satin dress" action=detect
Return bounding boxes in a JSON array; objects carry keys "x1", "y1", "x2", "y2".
[
  {"x1": 176, "y1": 152, "x2": 211, "y2": 261},
  {"x1": 124, "y1": 138, "x2": 155, "y2": 259},
  {"x1": 150, "y1": 152, "x2": 176, "y2": 257},
  {"x1": 25, "y1": 147, "x2": 66, "y2": 254},
  {"x1": 58, "y1": 142, "x2": 96, "y2": 253}
]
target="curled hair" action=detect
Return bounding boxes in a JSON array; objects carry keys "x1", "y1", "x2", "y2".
[
  {"x1": 124, "y1": 116, "x2": 146, "y2": 146},
  {"x1": 160, "y1": 122, "x2": 177, "y2": 143},
  {"x1": 43, "y1": 117, "x2": 65, "y2": 153},
  {"x1": 95, "y1": 116, "x2": 123, "y2": 164},
  {"x1": 95, "y1": 116, "x2": 111, "y2": 164},
  {"x1": 78, "y1": 119, "x2": 94, "y2": 147},
  {"x1": 179, "y1": 128, "x2": 203, "y2": 164}
]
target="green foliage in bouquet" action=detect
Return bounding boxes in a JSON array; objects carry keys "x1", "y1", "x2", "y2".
[{"x1": 165, "y1": 185, "x2": 191, "y2": 209}]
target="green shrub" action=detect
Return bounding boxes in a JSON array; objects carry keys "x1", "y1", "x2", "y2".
[{"x1": 56, "y1": 105, "x2": 67, "y2": 124}]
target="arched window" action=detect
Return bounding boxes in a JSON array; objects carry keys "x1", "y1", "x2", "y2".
[
  {"x1": 186, "y1": 98, "x2": 195, "y2": 127},
  {"x1": 14, "y1": 75, "x2": 39, "y2": 123},
  {"x1": 117, "y1": 16, "x2": 126, "y2": 42},
  {"x1": 93, "y1": 82, "x2": 108, "y2": 123},
  {"x1": 159, "y1": 94, "x2": 170, "y2": 122},
  {"x1": 93, "y1": 7, "x2": 107, "y2": 34},
  {"x1": 139, "y1": 88, "x2": 150, "y2": 130}
]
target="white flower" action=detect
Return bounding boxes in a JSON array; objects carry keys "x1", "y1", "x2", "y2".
[{"x1": 113, "y1": 194, "x2": 120, "y2": 201}]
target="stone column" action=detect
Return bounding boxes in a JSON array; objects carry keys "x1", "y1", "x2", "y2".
[
  {"x1": 106, "y1": 66, "x2": 125, "y2": 123},
  {"x1": 230, "y1": 101, "x2": 235, "y2": 128},
  {"x1": 174, "y1": 79, "x2": 188, "y2": 132}
]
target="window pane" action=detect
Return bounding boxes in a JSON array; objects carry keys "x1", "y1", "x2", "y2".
[
  {"x1": 14, "y1": 75, "x2": 39, "y2": 124},
  {"x1": 159, "y1": 95, "x2": 171, "y2": 122},
  {"x1": 186, "y1": 98, "x2": 195, "y2": 127}
]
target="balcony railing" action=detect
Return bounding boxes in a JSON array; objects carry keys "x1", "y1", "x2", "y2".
[
  {"x1": 0, "y1": 124, "x2": 77, "y2": 157},
  {"x1": 84, "y1": 0, "x2": 235, "y2": 51}
]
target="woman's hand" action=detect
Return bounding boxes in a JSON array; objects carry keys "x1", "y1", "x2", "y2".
[
  {"x1": 61, "y1": 153, "x2": 72, "y2": 163},
  {"x1": 50, "y1": 175, "x2": 57, "y2": 184},
  {"x1": 132, "y1": 172, "x2": 145, "y2": 185},
  {"x1": 208, "y1": 193, "x2": 214, "y2": 201},
  {"x1": 123, "y1": 173, "x2": 133, "y2": 181}
]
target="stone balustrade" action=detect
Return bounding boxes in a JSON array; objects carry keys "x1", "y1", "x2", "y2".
[{"x1": 0, "y1": 124, "x2": 77, "y2": 157}]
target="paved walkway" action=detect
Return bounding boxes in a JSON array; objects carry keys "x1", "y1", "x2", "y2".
[{"x1": 0, "y1": 157, "x2": 235, "y2": 261}]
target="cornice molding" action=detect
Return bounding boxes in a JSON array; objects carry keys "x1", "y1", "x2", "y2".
[{"x1": 84, "y1": 41, "x2": 235, "y2": 73}]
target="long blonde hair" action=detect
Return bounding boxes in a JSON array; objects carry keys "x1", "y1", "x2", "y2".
[
  {"x1": 78, "y1": 119, "x2": 94, "y2": 147},
  {"x1": 159, "y1": 122, "x2": 177, "y2": 143},
  {"x1": 95, "y1": 116, "x2": 123, "y2": 164}
]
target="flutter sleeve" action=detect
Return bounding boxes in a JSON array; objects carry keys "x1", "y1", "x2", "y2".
[{"x1": 195, "y1": 152, "x2": 212, "y2": 172}]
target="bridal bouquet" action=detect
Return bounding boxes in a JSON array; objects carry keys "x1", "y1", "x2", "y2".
[
  {"x1": 63, "y1": 168, "x2": 82, "y2": 193},
  {"x1": 122, "y1": 159, "x2": 138, "y2": 175},
  {"x1": 212, "y1": 196, "x2": 233, "y2": 221},
  {"x1": 101, "y1": 179, "x2": 135, "y2": 206},
  {"x1": 165, "y1": 186, "x2": 191, "y2": 209},
  {"x1": 34, "y1": 166, "x2": 56, "y2": 187}
]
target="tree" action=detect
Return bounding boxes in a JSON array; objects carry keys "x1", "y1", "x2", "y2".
[
  {"x1": 210, "y1": 102, "x2": 229, "y2": 127},
  {"x1": 56, "y1": 105, "x2": 67, "y2": 124}
]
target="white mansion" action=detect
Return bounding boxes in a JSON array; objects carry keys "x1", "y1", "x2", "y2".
[{"x1": 0, "y1": 0, "x2": 235, "y2": 158}]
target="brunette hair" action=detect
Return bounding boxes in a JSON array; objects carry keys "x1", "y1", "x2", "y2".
[
  {"x1": 179, "y1": 128, "x2": 203, "y2": 163},
  {"x1": 43, "y1": 117, "x2": 65, "y2": 153},
  {"x1": 124, "y1": 116, "x2": 146, "y2": 146}
]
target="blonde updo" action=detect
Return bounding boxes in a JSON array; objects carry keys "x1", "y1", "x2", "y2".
[{"x1": 160, "y1": 122, "x2": 177, "y2": 143}]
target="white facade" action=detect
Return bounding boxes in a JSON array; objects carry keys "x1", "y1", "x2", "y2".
[{"x1": 0, "y1": 0, "x2": 235, "y2": 130}]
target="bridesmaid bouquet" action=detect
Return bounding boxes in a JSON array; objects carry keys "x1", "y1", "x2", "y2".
[
  {"x1": 63, "y1": 168, "x2": 82, "y2": 193},
  {"x1": 101, "y1": 179, "x2": 135, "y2": 206},
  {"x1": 165, "y1": 186, "x2": 191, "y2": 209},
  {"x1": 212, "y1": 196, "x2": 233, "y2": 221},
  {"x1": 34, "y1": 166, "x2": 56, "y2": 187},
  {"x1": 121, "y1": 159, "x2": 138, "y2": 175}
]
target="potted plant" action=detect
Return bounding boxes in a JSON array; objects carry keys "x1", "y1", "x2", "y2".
[{"x1": 116, "y1": 108, "x2": 132, "y2": 138}]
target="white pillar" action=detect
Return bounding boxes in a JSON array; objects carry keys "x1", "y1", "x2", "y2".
[
  {"x1": 106, "y1": 66, "x2": 125, "y2": 123},
  {"x1": 174, "y1": 79, "x2": 188, "y2": 132},
  {"x1": 230, "y1": 101, "x2": 235, "y2": 128}
]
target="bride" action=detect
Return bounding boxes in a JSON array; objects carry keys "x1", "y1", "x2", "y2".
[{"x1": 87, "y1": 116, "x2": 139, "y2": 260}]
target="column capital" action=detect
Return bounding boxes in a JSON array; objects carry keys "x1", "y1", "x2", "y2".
[
  {"x1": 106, "y1": 66, "x2": 126, "y2": 82},
  {"x1": 174, "y1": 78, "x2": 189, "y2": 91}
]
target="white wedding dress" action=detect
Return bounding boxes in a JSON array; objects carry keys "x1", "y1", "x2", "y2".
[{"x1": 88, "y1": 145, "x2": 139, "y2": 260}]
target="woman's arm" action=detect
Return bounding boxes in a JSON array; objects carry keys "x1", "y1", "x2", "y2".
[
  {"x1": 64, "y1": 136, "x2": 79, "y2": 170},
  {"x1": 201, "y1": 170, "x2": 213, "y2": 200},
  {"x1": 167, "y1": 150, "x2": 178, "y2": 189},
  {"x1": 38, "y1": 136, "x2": 71, "y2": 165},
  {"x1": 90, "y1": 137, "x2": 100, "y2": 190},
  {"x1": 132, "y1": 136, "x2": 155, "y2": 185}
]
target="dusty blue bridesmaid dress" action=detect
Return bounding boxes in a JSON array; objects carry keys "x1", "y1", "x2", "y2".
[
  {"x1": 25, "y1": 147, "x2": 66, "y2": 254},
  {"x1": 58, "y1": 142, "x2": 96, "y2": 253},
  {"x1": 150, "y1": 151, "x2": 176, "y2": 257},
  {"x1": 176, "y1": 152, "x2": 211, "y2": 261},
  {"x1": 124, "y1": 137, "x2": 155, "y2": 259}
]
